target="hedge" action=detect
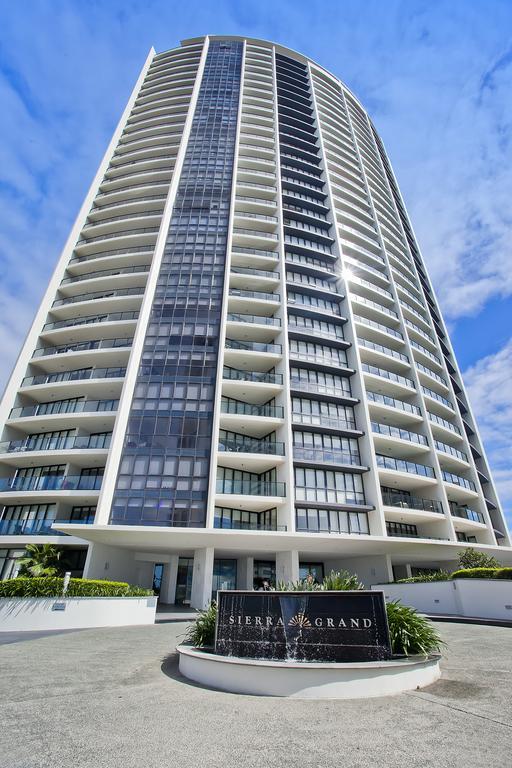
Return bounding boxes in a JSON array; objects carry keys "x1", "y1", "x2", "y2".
[
  {"x1": 450, "y1": 568, "x2": 512, "y2": 580},
  {"x1": 397, "y1": 571, "x2": 450, "y2": 584},
  {"x1": 0, "y1": 577, "x2": 153, "y2": 598}
]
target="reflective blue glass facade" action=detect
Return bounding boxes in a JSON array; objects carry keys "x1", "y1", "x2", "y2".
[{"x1": 111, "y1": 40, "x2": 243, "y2": 527}]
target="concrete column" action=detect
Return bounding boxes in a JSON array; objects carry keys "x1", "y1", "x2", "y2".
[
  {"x1": 160, "y1": 555, "x2": 179, "y2": 604},
  {"x1": 275, "y1": 550, "x2": 299, "y2": 586},
  {"x1": 190, "y1": 547, "x2": 214, "y2": 609},
  {"x1": 236, "y1": 556, "x2": 254, "y2": 589},
  {"x1": 83, "y1": 542, "x2": 136, "y2": 584}
]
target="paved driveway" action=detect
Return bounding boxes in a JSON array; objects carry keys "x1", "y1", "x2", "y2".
[{"x1": 0, "y1": 621, "x2": 510, "y2": 768}]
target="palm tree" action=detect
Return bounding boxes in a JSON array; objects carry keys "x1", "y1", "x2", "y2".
[{"x1": 17, "y1": 544, "x2": 63, "y2": 577}]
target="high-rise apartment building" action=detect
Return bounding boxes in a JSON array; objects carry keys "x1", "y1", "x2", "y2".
[{"x1": 1, "y1": 36, "x2": 510, "y2": 606}]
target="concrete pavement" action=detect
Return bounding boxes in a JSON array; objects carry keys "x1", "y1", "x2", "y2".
[{"x1": 0, "y1": 621, "x2": 510, "y2": 768}]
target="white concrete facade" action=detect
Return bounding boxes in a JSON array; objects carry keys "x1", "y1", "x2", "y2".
[
  {"x1": 373, "y1": 579, "x2": 512, "y2": 622},
  {"x1": 0, "y1": 36, "x2": 510, "y2": 609}
]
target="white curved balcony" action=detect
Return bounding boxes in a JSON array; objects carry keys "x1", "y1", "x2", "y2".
[
  {"x1": 351, "y1": 294, "x2": 400, "y2": 326},
  {"x1": 29, "y1": 338, "x2": 132, "y2": 373},
  {"x1": 219, "y1": 400, "x2": 284, "y2": 438},
  {"x1": 67, "y1": 248, "x2": 154, "y2": 277},
  {"x1": 50, "y1": 289, "x2": 144, "y2": 322},
  {"x1": 435, "y1": 440, "x2": 471, "y2": 473},
  {"x1": 0, "y1": 473, "x2": 102, "y2": 505},
  {"x1": 73, "y1": 227, "x2": 160, "y2": 257},
  {"x1": 19, "y1": 367, "x2": 126, "y2": 401},
  {"x1": 366, "y1": 390, "x2": 423, "y2": 427},
  {"x1": 353, "y1": 314, "x2": 404, "y2": 348},
  {"x1": 223, "y1": 339, "x2": 282, "y2": 371},
  {"x1": 39, "y1": 312, "x2": 138, "y2": 345},
  {"x1": 227, "y1": 288, "x2": 280, "y2": 315},
  {"x1": 421, "y1": 386, "x2": 456, "y2": 419},
  {"x1": 93, "y1": 180, "x2": 170, "y2": 207},
  {"x1": 87, "y1": 195, "x2": 167, "y2": 222},
  {"x1": 106, "y1": 153, "x2": 177, "y2": 179},
  {"x1": 98, "y1": 167, "x2": 173, "y2": 194},
  {"x1": 376, "y1": 453, "x2": 437, "y2": 490},
  {"x1": 7, "y1": 397, "x2": 118, "y2": 428},
  {"x1": 358, "y1": 337, "x2": 410, "y2": 372},
  {"x1": 81, "y1": 210, "x2": 163, "y2": 238},
  {"x1": 381, "y1": 490, "x2": 445, "y2": 525},
  {"x1": 217, "y1": 437, "x2": 286, "y2": 473},
  {"x1": 232, "y1": 210, "x2": 278, "y2": 233},
  {"x1": 214, "y1": 478, "x2": 286, "y2": 513},
  {"x1": 0, "y1": 435, "x2": 110, "y2": 469},
  {"x1": 225, "y1": 313, "x2": 281, "y2": 343},
  {"x1": 221, "y1": 368, "x2": 283, "y2": 404},
  {"x1": 371, "y1": 422, "x2": 429, "y2": 459},
  {"x1": 362, "y1": 362, "x2": 416, "y2": 398},
  {"x1": 58, "y1": 265, "x2": 150, "y2": 296}
]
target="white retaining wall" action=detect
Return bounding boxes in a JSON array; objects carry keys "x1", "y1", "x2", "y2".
[
  {"x1": 0, "y1": 596, "x2": 158, "y2": 631},
  {"x1": 372, "y1": 580, "x2": 512, "y2": 621}
]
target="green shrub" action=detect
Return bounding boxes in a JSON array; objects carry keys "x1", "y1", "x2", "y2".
[
  {"x1": 276, "y1": 577, "x2": 320, "y2": 591},
  {"x1": 457, "y1": 548, "x2": 500, "y2": 570},
  {"x1": 397, "y1": 570, "x2": 450, "y2": 584},
  {"x1": 17, "y1": 544, "x2": 64, "y2": 577},
  {"x1": 494, "y1": 568, "x2": 512, "y2": 580},
  {"x1": 450, "y1": 568, "x2": 498, "y2": 580},
  {"x1": 0, "y1": 577, "x2": 153, "y2": 598},
  {"x1": 385, "y1": 600, "x2": 444, "y2": 656},
  {"x1": 321, "y1": 569, "x2": 363, "y2": 591},
  {"x1": 184, "y1": 602, "x2": 217, "y2": 647},
  {"x1": 277, "y1": 570, "x2": 363, "y2": 592}
]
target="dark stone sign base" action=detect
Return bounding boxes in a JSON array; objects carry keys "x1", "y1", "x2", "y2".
[{"x1": 215, "y1": 591, "x2": 392, "y2": 663}]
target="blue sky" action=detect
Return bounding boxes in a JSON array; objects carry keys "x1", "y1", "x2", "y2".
[{"x1": 0, "y1": 0, "x2": 511, "y2": 521}]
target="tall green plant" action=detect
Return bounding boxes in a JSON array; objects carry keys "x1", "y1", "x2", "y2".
[
  {"x1": 386, "y1": 600, "x2": 443, "y2": 656},
  {"x1": 17, "y1": 544, "x2": 63, "y2": 577},
  {"x1": 321, "y1": 569, "x2": 362, "y2": 591},
  {"x1": 184, "y1": 602, "x2": 217, "y2": 647},
  {"x1": 457, "y1": 548, "x2": 500, "y2": 570}
]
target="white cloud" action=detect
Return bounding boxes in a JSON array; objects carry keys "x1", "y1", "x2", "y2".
[{"x1": 463, "y1": 340, "x2": 512, "y2": 524}]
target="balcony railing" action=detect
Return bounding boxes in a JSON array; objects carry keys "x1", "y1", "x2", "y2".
[
  {"x1": 52, "y1": 287, "x2": 144, "y2": 308},
  {"x1": 449, "y1": 503, "x2": 484, "y2": 524},
  {"x1": 22, "y1": 367, "x2": 126, "y2": 387},
  {"x1": 416, "y1": 362, "x2": 447, "y2": 386},
  {"x1": 0, "y1": 475, "x2": 103, "y2": 493},
  {"x1": 229, "y1": 288, "x2": 280, "y2": 302},
  {"x1": 0, "y1": 516, "x2": 95, "y2": 535},
  {"x1": 292, "y1": 412, "x2": 356, "y2": 431},
  {"x1": 9, "y1": 400, "x2": 118, "y2": 419},
  {"x1": 435, "y1": 440, "x2": 468, "y2": 463},
  {"x1": 289, "y1": 377, "x2": 352, "y2": 400},
  {"x1": 60, "y1": 265, "x2": 149, "y2": 285},
  {"x1": 231, "y1": 246, "x2": 278, "y2": 259},
  {"x1": 218, "y1": 438, "x2": 285, "y2": 456},
  {"x1": 367, "y1": 391, "x2": 421, "y2": 415},
  {"x1": 376, "y1": 454, "x2": 435, "y2": 478},
  {"x1": 421, "y1": 386, "x2": 454, "y2": 410},
  {"x1": 353, "y1": 314, "x2": 403, "y2": 340},
  {"x1": 216, "y1": 479, "x2": 285, "y2": 496},
  {"x1": 221, "y1": 401, "x2": 284, "y2": 418},
  {"x1": 409, "y1": 339, "x2": 442, "y2": 366},
  {"x1": 371, "y1": 422, "x2": 427, "y2": 446},
  {"x1": 32, "y1": 339, "x2": 132, "y2": 358},
  {"x1": 442, "y1": 471, "x2": 476, "y2": 491},
  {"x1": 362, "y1": 363, "x2": 415, "y2": 389},
  {"x1": 293, "y1": 446, "x2": 362, "y2": 466},
  {"x1": 230, "y1": 266, "x2": 279, "y2": 279},
  {"x1": 226, "y1": 313, "x2": 280, "y2": 327},
  {"x1": 358, "y1": 338, "x2": 409, "y2": 364},
  {"x1": 381, "y1": 490, "x2": 443, "y2": 514},
  {"x1": 428, "y1": 411, "x2": 461, "y2": 435},
  {"x1": 42, "y1": 311, "x2": 139, "y2": 332},
  {"x1": 222, "y1": 367, "x2": 283, "y2": 385},
  {"x1": 0, "y1": 434, "x2": 112, "y2": 454},
  {"x1": 225, "y1": 339, "x2": 282, "y2": 354}
]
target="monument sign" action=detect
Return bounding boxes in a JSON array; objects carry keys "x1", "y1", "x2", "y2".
[{"x1": 215, "y1": 590, "x2": 392, "y2": 662}]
